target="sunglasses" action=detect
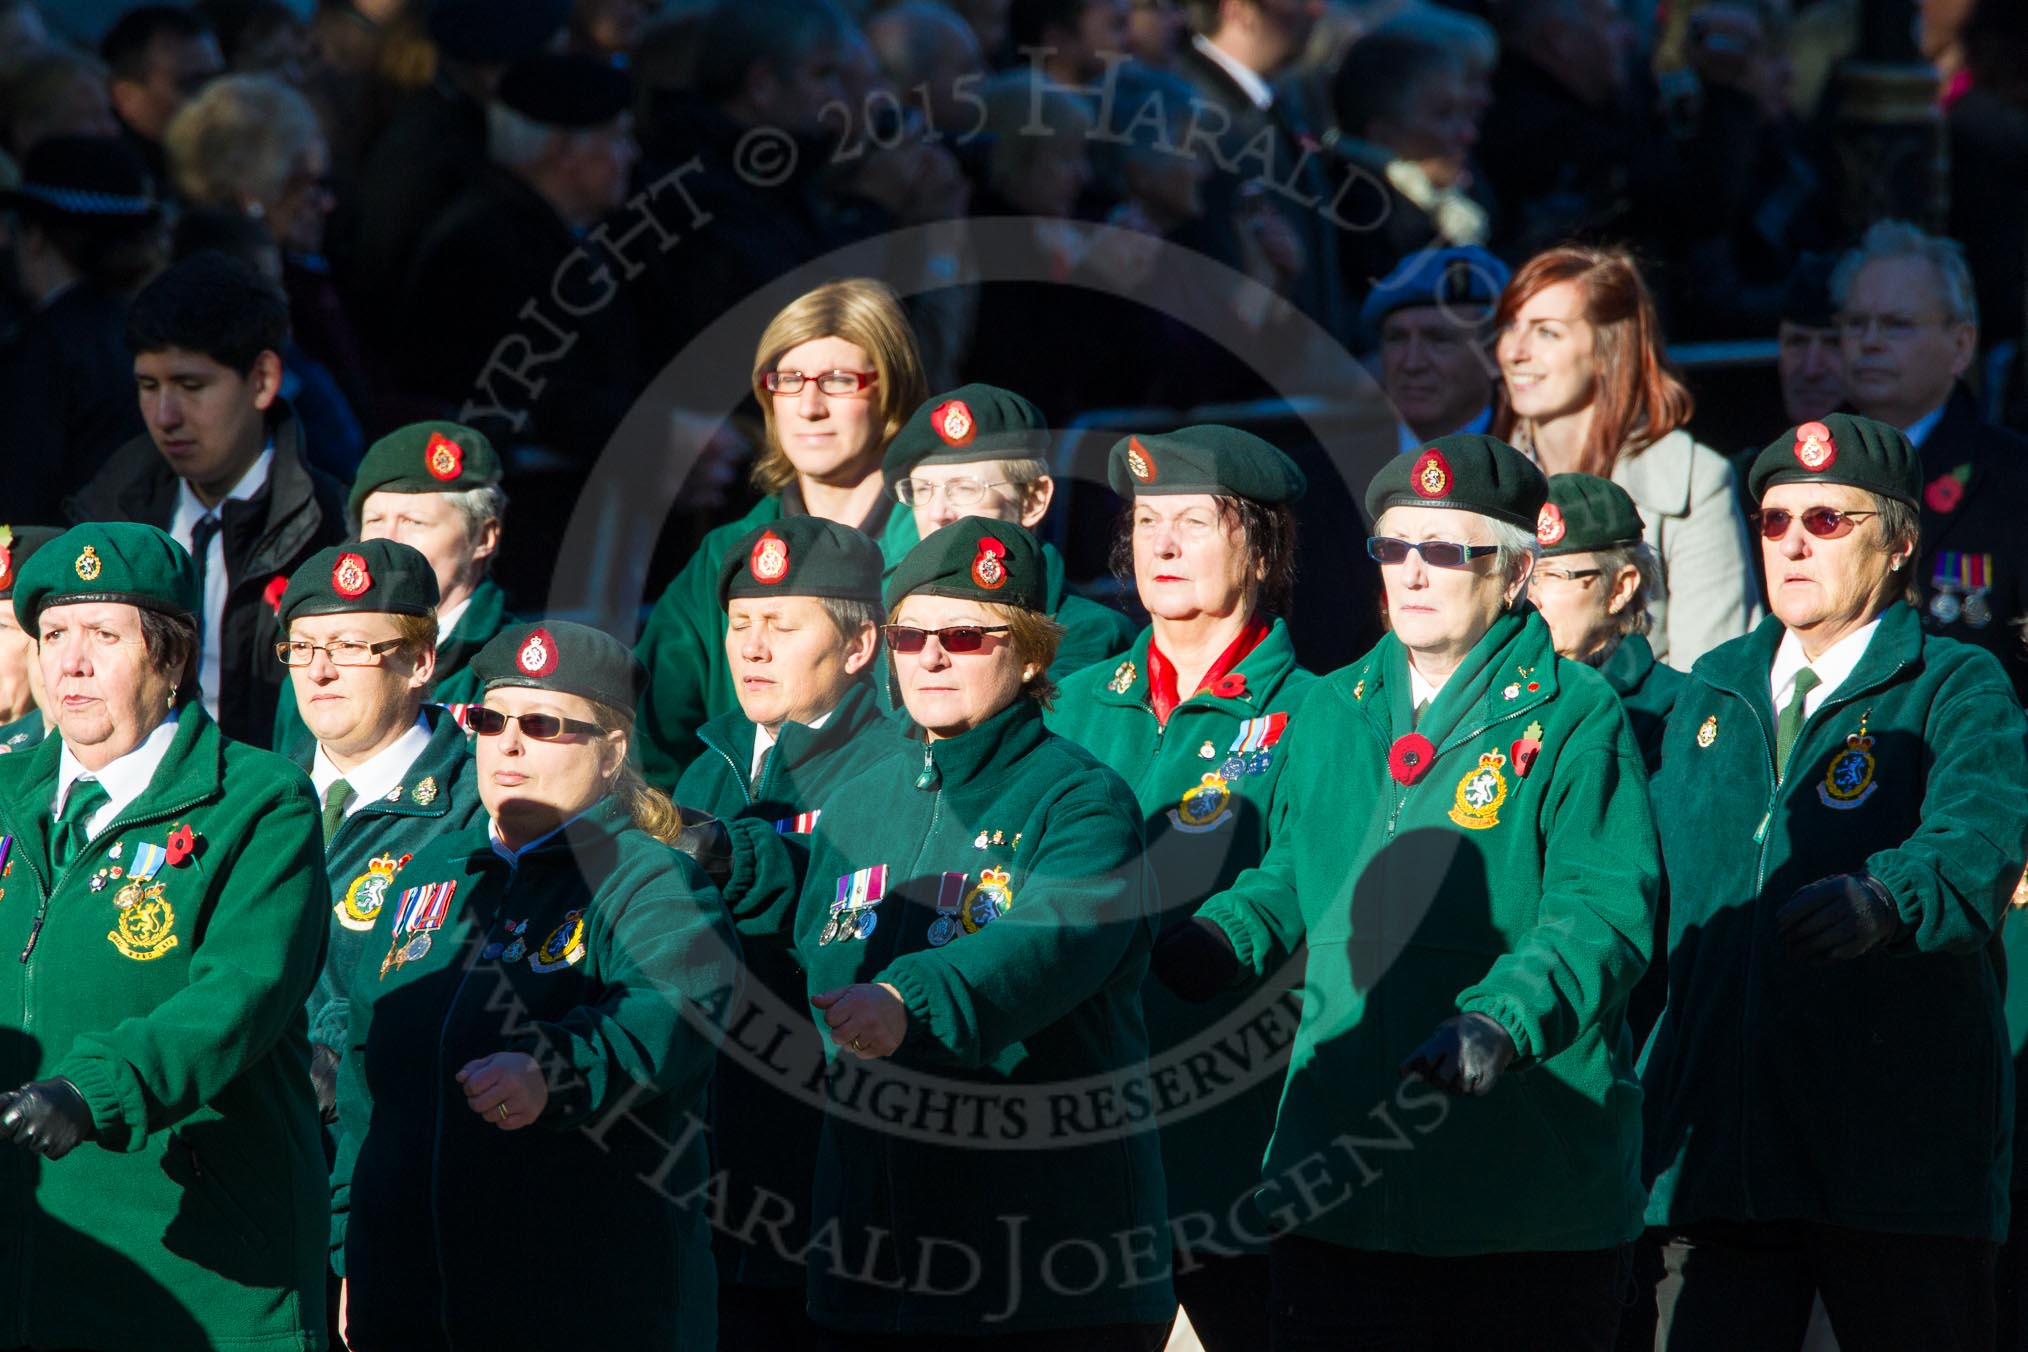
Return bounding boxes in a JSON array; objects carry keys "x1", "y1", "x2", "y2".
[
  {"x1": 461, "y1": 707, "x2": 602, "y2": 740},
  {"x1": 1366, "y1": 536, "x2": 1501, "y2": 568},
  {"x1": 882, "y1": 624, "x2": 1012, "y2": 654},
  {"x1": 1749, "y1": 507, "x2": 1877, "y2": 540}
]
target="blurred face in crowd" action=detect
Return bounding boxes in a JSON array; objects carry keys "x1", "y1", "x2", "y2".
[
  {"x1": 1760, "y1": 481, "x2": 1912, "y2": 653},
  {"x1": 38, "y1": 602, "x2": 179, "y2": 771},
  {"x1": 1008, "y1": 131, "x2": 1091, "y2": 218},
  {"x1": 1126, "y1": 0, "x2": 1186, "y2": 67},
  {"x1": 359, "y1": 491, "x2": 498, "y2": 616},
  {"x1": 0, "y1": 602, "x2": 41, "y2": 725},
  {"x1": 1133, "y1": 494, "x2": 1260, "y2": 625},
  {"x1": 1053, "y1": 0, "x2": 1130, "y2": 81},
  {"x1": 1126, "y1": 129, "x2": 1207, "y2": 226},
  {"x1": 742, "y1": 41, "x2": 848, "y2": 137},
  {"x1": 1227, "y1": 0, "x2": 1324, "y2": 74},
  {"x1": 554, "y1": 116, "x2": 638, "y2": 224},
  {"x1": 1371, "y1": 63, "x2": 1478, "y2": 187},
  {"x1": 1497, "y1": 281, "x2": 1599, "y2": 425},
  {"x1": 270, "y1": 135, "x2": 335, "y2": 255},
  {"x1": 891, "y1": 595, "x2": 1037, "y2": 738},
  {"x1": 1374, "y1": 506, "x2": 1527, "y2": 673},
  {"x1": 1777, "y1": 321, "x2": 1844, "y2": 426},
  {"x1": 726, "y1": 596, "x2": 876, "y2": 733},
  {"x1": 1532, "y1": 549, "x2": 1640, "y2": 664},
  {"x1": 770, "y1": 336, "x2": 884, "y2": 485},
  {"x1": 287, "y1": 612, "x2": 434, "y2": 767},
  {"x1": 111, "y1": 29, "x2": 224, "y2": 141},
  {"x1": 474, "y1": 685, "x2": 627, "y2": 848},
  {"x1": 1839, "y1": 256, "x2": 1975, "y2": 431},
  {"x1": 904, "y1": 460, "x2": 1052, "y2": 537},
  {"x1": 134, "y1": 347, "x2": 282, "y2": 503},
  {"x1": 577, "y1": 0, "x2": 654, "y2": 57},
  {"x1": 1382, "y1": 304, "x2": 1496, "y2": 442}
]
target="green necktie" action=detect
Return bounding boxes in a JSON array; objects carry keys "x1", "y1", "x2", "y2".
[
  {"x1": 1775, "y1": 666, "x2": 1822, "y2": 779},
  {"x1": 321, "y1": 779, "x2": 355, "y2": 844},
  {"x1": 1413, "y1": 699, "x2": 1430, "y2": 729},
  {"x1": 55, "y1": 778, "x2": 111, "y2": 870}
]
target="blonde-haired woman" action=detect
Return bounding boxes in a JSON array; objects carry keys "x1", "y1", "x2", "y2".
[
  {"x1": 332, "y1": 620, "x2": 742, "y2": 1352},
  {"x1": 635, "y1": 277, "x2": 929, "y2": 780}
]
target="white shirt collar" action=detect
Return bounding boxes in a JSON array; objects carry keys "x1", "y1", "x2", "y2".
[
  {"x1": 170, "y1": 442, "x2": 274, "y2": 531},
  {"x1": 488, "y1": 803, "x2": 599, "y2": 866},
  {"x1": 1192, "y1": 33, "x2": 1274, "y2": 110},
  {"x1": 55, "y1": 714, "x2": 181, "y2": 838},
  {"x1": 1901, "y1": 402, "x2": 1949, "y2": 450},
  {"x1": 1770, "y1": 616, "x2": 1882, "y2": 719},
  {"x1": 311, "y1": 715, "x2": 433, "y2": 817},
  {"x1": 1406, "y1": 659, "x2": 1444, "y2": 713},
  {"x1": 750, "y1": 708, "x2": 834, "y2": 781},
  {"x1": 435, "y1": 594, "x2": 472, "y2": 643},
  {"x1": 1397, "y1": 406, "x2": 1493, "y2": 456}
]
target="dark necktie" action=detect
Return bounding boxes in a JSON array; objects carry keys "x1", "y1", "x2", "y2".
[
  {"x1": 55, "y1": 778, "x2": 111, "y2": 870},
  {"x1": 1775, "y1": 667, "x2": 1822, "y2": 780},
  {"x1": 188, "y1": 513, "x2": 221, "y2": 638}
]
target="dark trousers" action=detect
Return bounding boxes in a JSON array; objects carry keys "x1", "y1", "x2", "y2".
[
  {"x1": 1653, "y1": 1218, "x2": 1995, "y2": 1352},
  {"x1": 813, "y1": 1324, "x2": 1166, "y2": 1351},
  {"x1": 1173, "y1": 1251, "x2": 1272, "y2": 1352},
  {"x1": 2000, "y1": 1193, "x2": 2028, "y2": 1352},
  {"x1": 1267, "y1": 1233, "x2": 1625, "y2": 1351},
  {"x1": 719, "y1": 1282, "x2": 823, "y2": 1352}
]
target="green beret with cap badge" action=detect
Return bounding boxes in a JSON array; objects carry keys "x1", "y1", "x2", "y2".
[
  {"x1": 278, "y1": 539, "x2": 442, "y2": 629},
  {"x1": 1364, "y1": 433, "x2": 1547, "y2": 531},
  {"x1": 13, "y1": 522, "x2": 197, "y2": 626},
  {"x1": 1537, "y1": 473, "x2": 1646, "y2": 556},
  {"x1": 1106, "y1": 425, "x2": 1307, "y2": 504},
  {"x1": 883, "y1": 384, "x2": 1051, "y2": 488},
  {"x1": 884, "y1": 518, "x2": 1047, "y2": 612},
  {"x1": 348, "y1": 420, "x2": 503, "y2": 521},
  {"x1": 471, "y1": 620, "x2": 644, "y2": 714},
  {"x1": 718, "y1": 516, "x2": 885, "y2": 608},
  {"x1": 1747, "y1": 412, "x2": 1922, "y2": 508}
]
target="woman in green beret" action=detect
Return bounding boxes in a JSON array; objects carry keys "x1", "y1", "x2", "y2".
[
  {"x1": 635, "y1": 279, "x2": 928, "y2": 785},
  {"x1": 1157, "y1": 433, "x2": 1659, "y2": 1348},
  {"x1": 0, "y1": 522, "x2": 331, "y2": 1351},
  {"x1": 1045, "y1": 424, "x2": 1314, "y2": 1351},
  {"x1": 1636, "y1": 413, "x2": 2028, "y2": 1351},
  {"x1": 713, "y1": 518, "x2": 1174, "y2": 1345},
  {"x1": 331, "y1": 620, "x2": 743, "y2": 1352},
  {"x1": 0, "y1": 526, "x2": 64, "y2": 755}
]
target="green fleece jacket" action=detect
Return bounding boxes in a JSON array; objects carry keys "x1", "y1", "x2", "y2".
[
  {"x1": 0, "y1": 707, "x2": 330, "y2": 1351},
  {"x1": 331, "y1": 798, "x2": 742, "y2": 1350},
  {"x1": 721, "y1": 699, "x2": 1175, "y2": 1334},
  {"x1": 1199, "y1": 610, "x2": 1659, "y2": 1256},
  {"x1": 1046, "y1": 617, "x2": 1315, "y2": 1256},
  {"x1": 674, "y1": 678, "x2": 898, "y2": 1291},
  {"x1": 1641, "y1": 605, "x2": 2028, "y2": 1240},
  {"x1": 1600, "y1": 632, "x2": 1683, "y2": 778}
]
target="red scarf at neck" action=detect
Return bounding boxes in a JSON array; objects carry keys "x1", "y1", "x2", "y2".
[{"x1": 1146, "y1": 614, "x2": 1270, "y2": 726}]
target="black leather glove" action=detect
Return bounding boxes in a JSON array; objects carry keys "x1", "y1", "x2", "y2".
[
  {"x1": 1400, "y1": 1012, "x2": 1516, "y2": 1096},
  {"x1": 1150, "y1": 916, "x2": 1240, "y2": 1004},
  {"x1": 673, "y1": 807, "x2": 730, "y2": 886},
  {"x1": 310, "y1": 1043, "x2": 340, "y2": 1125},
  {"x1": 0, "y1": 1078, "x2": 95, "y2": 1159},
  {"x1": 1776, "y1": 872, "x2": 1902, "y2": 961}
]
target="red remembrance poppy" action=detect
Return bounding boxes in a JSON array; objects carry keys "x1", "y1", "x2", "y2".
[
  {"x1": 1511, "y1": 738, "x2": 1542, "y2": 778},
  {"x1": 1925, "y1": 474, "x2": 1964, "y2": 513},
  {"x1": 1210, "y1": 673, "x2": 1248, "y2": 698},
  {"x1": 262, "y1": 574, "x2": 289, "y2": 616},
  {"x1": 1390, "y1": 733, "x2": 1436, "y2": 785},
  {"x1": 166, "y1": 823, "x2": 198, "y2": 867}
]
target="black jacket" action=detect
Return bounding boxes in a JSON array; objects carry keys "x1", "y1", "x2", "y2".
[
  {"x1": 64, "y1": 401, "x2": 345, "y2": 744},
  {"x1": 0, "y1": 282, "x2": 146, "y2": 521},
  {"x1": 1911, "y1": 384, "x2": 2028, "y2": 704}
]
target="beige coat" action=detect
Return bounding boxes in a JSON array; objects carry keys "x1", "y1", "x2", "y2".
[{"x1": 1613, "y1": 428, "x2": 1762, "y2": 669}]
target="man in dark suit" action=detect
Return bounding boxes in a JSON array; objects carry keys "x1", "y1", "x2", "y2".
[
  {"x1": 64, "y1": 252, "x2": 344, "y2": 745},
  {"x1": 1835, "y1": 219, "x2": 2028, "y2": 703}
]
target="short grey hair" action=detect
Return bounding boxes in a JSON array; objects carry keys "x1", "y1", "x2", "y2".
[
  {"x1": 164, "y1": 74, "x2": 319, "y2": 211},
  {"x1": 1377, "y1": 6, "x2": 1499, "y2": 76},
  {"x1": 1868, "y1": 491, "x2": 1922, "y2": 608},
  {"x1": 1590, "y1": 540, "x2": 1660, "y2": 638},
  {"x1": 1831, "y1": 219, "x2": 1979, "y2": 329},
  {"x1": 1486, "y1": 517, "x2": 1541, "y2": 602},
  {"x1": 817, "y1": 596, "x2": 882, "y2": 643},
  {"x1": 445, "y1": 483, "x2": 509, "y2": 546}
]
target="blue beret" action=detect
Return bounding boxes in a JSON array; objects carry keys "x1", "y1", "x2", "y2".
[{"x1": 1360, "y1": 247, "x2": 1511, "y2": 333}]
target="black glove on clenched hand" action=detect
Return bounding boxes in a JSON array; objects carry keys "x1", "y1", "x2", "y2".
[
  {"x1": 310, "y1": 1043, "x2": 341, "y2": 1125},
  {"x1": 673, "y1": 807, "x2": 730, "y2": 886},
  {"x1": 1775, "y1": 872, "x2": 1901, "y2": 962},
  {"x1": 0, "y1": 1078, "x2": 95, "y2": 1159},
  {"x1": 1400, "y1": 1012, "x2": 1517, "y2": 1096},
  {"x1": 1150, "y1": 916, "x2": 1240, "y2": 1004}
]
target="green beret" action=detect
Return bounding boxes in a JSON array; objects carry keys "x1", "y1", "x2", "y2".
[
  {"x1": 348, "y1": 420, "x2": 503, "y2": 521},
  {"x1": 1537, "y1": 474, "x2": 1646, "y2": 557},
  {"x1": 883, "y1": 384, "x2": 1050, "y2": 488},
  {"x1": 718, "y1": 516, "x2": 884, "y2": 609},
  {"x1": 884, "y1": 517, "x2": 1047, "y2": 612},
  {"x1": 1747, "y1": 413, "x2": 1921, "y2": 508},
  {"x1": 472, "y1": 620, "x2": 643, "y2": 713},
  {"x1": 1365, "y1": 433, "x2": 1547, "y2": 531},
  {"x1": 13, "y1": 522, "x2": 197, "y2": 626},
  {"x1": 278, "y1": 540, "x2": 441, "y2": 629},
  {"x1": 1105, "y1": 425, "x2": 1307, "y2": 504},
  {"x1": 0, "y1": 525, "x2": 67, "y2": 600}
]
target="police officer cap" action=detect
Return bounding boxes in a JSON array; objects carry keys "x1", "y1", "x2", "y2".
[
  {"x1": 496, "y1": 53, "x2": 632, "y2": 130},
  {"x1": 348, "y1": 421, "x2": 504, "y2": 521},
  {"x1": 885, "y1": 518, "x2": 1047, "y2": 612},
  {"x1": 279, "y1": 540, "x2": 442, "y2": 629},
  {"x1": 1359, "y1": 246, "x2": 1511, "y2": 334},
  {"x1": 1748, "y1": 413, "x2": 1922, "y2": 508},
  {"x1": 1536, "y1": 474, "x2": 1645, "y2": 557},
  {"x1": 719, "y1": 516, "x2": 885, "y2": 609},
  {"x1": 0, "y1": 136, "x2": 158, "y2": 224},
  {"x1": 473, "y1": 621, "x2": 644, "y2": 714},
  {"x1": 884, "y1": 385, "x2": 1051, "y2": 488},
  {"x1": 1365, "y1": 433, "x2": 1547, "y2": 531},
  {"x1": 426, "y1": 0, "x2": 571, "y2": 64},
  {"x1": 0, "y1": 526, "x2": 67, "y2": 601},
  {"x1": 1106, "y1": 425, "x2": 1306, "y2": 504},
  {"x1": 13, "y1": 523, "x2": 197, "y2": 626}
]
